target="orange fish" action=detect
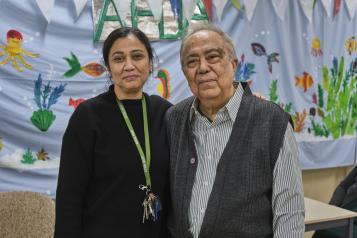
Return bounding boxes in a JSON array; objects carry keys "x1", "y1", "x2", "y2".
[
  {"x1": 82, "y1": 62, "x2": 106, "y2": 77},
  {"x1": 69, "y1": 97, "x2": 85, "y2": 109},
  {"x1": 295, "y1": 72, "x2": 314, "y2": 92},
  {"x1": 63, "y1": 52, "x2": 106, "y2": 78}
]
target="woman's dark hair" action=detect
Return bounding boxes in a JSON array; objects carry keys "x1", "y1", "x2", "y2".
[{"x1": 102, "y1": 27, "x2": 153, "y2": 70}]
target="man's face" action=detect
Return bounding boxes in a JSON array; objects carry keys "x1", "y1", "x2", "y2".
[{"x1": 181, "y1": 30, "x2": 237, "y2": 101}]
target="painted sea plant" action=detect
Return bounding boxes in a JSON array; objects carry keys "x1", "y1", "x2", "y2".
[
  {"x1": 31, "y1": 74, "x2": 66, "y2": 132},
  {"x1": 269, "y1": 79, "x2": 293, "y2": 113},
  {"x1": 234, "y1": 54, "x2": 256, "y2": 83},
  {"x1": 268, "y1": 79, "x2": 310, "y2": 132},
  {"x1": 310, "y1": 57, "x2": 357, "y2": 139},
  {"x1": 21, "y1": 148, "x2": 36, "y2": 164}
]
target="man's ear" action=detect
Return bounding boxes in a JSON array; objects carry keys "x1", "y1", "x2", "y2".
[{"x1": 231, "y1": 58, "x2": 238, "y2": 72}]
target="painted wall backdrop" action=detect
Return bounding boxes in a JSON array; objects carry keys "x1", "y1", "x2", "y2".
[{"x1": 0, "y1": 0, "x2": 357, "y2": 197}]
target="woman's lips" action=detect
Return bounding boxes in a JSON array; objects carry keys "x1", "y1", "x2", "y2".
[{"x1": 123, "y1": 75, "x2": 139, "y2": 80}]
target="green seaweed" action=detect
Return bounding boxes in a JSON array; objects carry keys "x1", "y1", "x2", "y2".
[
  {"x1": 31, "y1": 109, "x2": 56, "y2": 132},
  {"x1": 268, "y1": 79, "x2": 293, "y2": 114},
  {"x1": 310, "y1": 118, "x2": 329, "y2": 137},
  {"x1": 21, "y1": 148, "x2": 36, "y2": 164},
  {"x1": 269, "y1": 80, "x2": 278, "y2": 103},
  {"x1": 317, "y1": 84, "x2": 324, "y2": 108},
  {"x1": 31, "y1": 74, "x2": 65, "y2": 132},
  {"x1": 284, "y1": 102, "x2": 293, "y2": 113},
  {"x1": 311, "y1": 57, "x2": 357, "y2": 138}
]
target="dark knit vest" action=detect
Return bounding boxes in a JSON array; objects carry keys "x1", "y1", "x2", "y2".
[{"x1": 166, "y1": 83, "x2": 291, "y2": 238}]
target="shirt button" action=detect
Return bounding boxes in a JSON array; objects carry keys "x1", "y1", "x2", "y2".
[
  {"x1": 200, "y1": 209, "x2": 205, "y2": 214},
  {"x1": 207, "y1": 155, "x2": 212, "y2": 160},
  {"x1": 190, "y1": 157, "x2": 196, "y2": 164},
  {"x1": 203, "y1": 181, "x2": 208, "y2": 186}
]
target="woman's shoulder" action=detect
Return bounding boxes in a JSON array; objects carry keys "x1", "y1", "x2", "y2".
[
  {"x1": 71, "y1": 90, "x2": 114, "y2": 117},
  {"x1": 147, "y1": 94, "x2": 172, "y2": 110},
  {"x1": 77, "y1": 89, "x2": 114, "y2": 109}
]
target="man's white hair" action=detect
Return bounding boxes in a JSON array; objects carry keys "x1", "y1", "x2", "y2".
[{"x1": 180, "y1": 22, "x2": 238, "y2": 66}]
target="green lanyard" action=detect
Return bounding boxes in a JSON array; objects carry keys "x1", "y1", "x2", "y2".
[{"x1": 116, "y1": 96, "x2": 151, "y2": 189}]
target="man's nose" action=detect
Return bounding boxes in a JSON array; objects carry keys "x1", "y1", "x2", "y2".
[{"x1": 198, "y1": 58, "x2": 209, "y2": 74}]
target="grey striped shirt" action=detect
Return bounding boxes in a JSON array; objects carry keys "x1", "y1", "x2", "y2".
[{"x1": 188, "y1": 83, "x2": 305, "y2": 237}]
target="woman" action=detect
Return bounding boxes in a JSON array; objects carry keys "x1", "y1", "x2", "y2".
[{"x1": 54, "y1": 27, "x2": 171, "y2": 238}]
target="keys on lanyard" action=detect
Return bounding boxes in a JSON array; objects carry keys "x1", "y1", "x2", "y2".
[{"x1": 140, "y1": 185, "x2": 162, "y2": 223}]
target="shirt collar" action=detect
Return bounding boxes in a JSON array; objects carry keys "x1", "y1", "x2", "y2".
[{"x1": 189, "y1": 82, "x2": 244, "y2": 122}]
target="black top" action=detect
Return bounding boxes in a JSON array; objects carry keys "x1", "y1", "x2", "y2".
[{"x1": 55, "y1": 85, "x2": 172, "y2": 238}]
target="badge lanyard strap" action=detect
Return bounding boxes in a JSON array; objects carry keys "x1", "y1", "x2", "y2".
[{"x1": 116, "y1": 96, "x2": 151, "y2": 189}]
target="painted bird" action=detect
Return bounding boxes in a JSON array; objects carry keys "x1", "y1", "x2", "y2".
[
  {"x1": 156, "y1": 69, "x2": 171, "y2": 99},
  {"x1": 63, "y1": 52, "x2": 106, "y2": 78},
  {"x1": 251, "y1": 43, "x2": 279, "y2": 74},
  {"x1": 295, "y1": 71, "x2": 314, "y2": 92}
]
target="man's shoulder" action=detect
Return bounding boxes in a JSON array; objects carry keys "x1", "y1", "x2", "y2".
[
  {"x1": 251, "y1": 96, "x2": 289, "y2": 117},
  {"x1": 247, "y1": 95, "x2": 293, "y2": 130},
  {"x1": 166, "y1": 96, "x2": 195, "y2": 116},
  {"x1": 165, "y1": 96, "x2": 195, "y2": 130}
]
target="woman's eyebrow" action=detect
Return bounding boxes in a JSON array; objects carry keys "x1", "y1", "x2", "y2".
[{"x1": 111, "y1": 51, "x2": 123, "y2": 57}]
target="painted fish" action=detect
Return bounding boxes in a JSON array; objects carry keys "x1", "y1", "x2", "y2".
[
  {"x1": 251, "y1": 43, "x2": 279, "y2": 74},
  {"x1": 69, "y1": 97, "x2": 85, "y2": 109},
  {"x1": 63, "y1": 52, "x2": 106, "y2": 78},
  {"x1": 251, "y1": 43, "x2": 267, "y2": 56},
  {"x1": 295, "y1": 71, "x2": 314, "y2": 92},
  {"x1": 345, "y1": 36, "x2": 356, "y2": 55},
  {"x1": 156, "y1": 69, "x2": 171, "y2": 99},
  {"x1": 82, "y1": 62, "x2": 107, "y2": 77}
]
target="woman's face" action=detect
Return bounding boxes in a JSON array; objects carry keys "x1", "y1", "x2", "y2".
[{"x1": 108, "y1": 33, "x2": 151, "y2": 98}]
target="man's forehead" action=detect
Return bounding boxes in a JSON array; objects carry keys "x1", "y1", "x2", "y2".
[
  {"x1": 184, "y1": 46, "x2": 225, "y2": 57},
  {"x1": 183, "y1": 31, "x2": 225, "y2": 54}
]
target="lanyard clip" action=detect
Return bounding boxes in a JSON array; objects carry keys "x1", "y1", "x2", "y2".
[{"x1": 139, "y1": 184, "x2": 151, "y2": 193}]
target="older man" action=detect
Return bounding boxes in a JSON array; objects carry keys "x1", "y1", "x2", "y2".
[{"x1": 166, "y1": 23, "x2": 305, "y2": 238}]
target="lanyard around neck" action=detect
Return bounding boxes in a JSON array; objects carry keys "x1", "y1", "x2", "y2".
[{"x1": 116, "y1": 96, "x2": 151, "y2": 188}]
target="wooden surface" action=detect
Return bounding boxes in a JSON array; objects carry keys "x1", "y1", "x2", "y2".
[{"x1": 305, "y1": 197, "x2": 357, "y2": 224}]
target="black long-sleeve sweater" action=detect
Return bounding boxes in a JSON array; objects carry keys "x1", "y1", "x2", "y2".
[{"x1": 55, "y1": 85, "x2": 172, "y2": 238}]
